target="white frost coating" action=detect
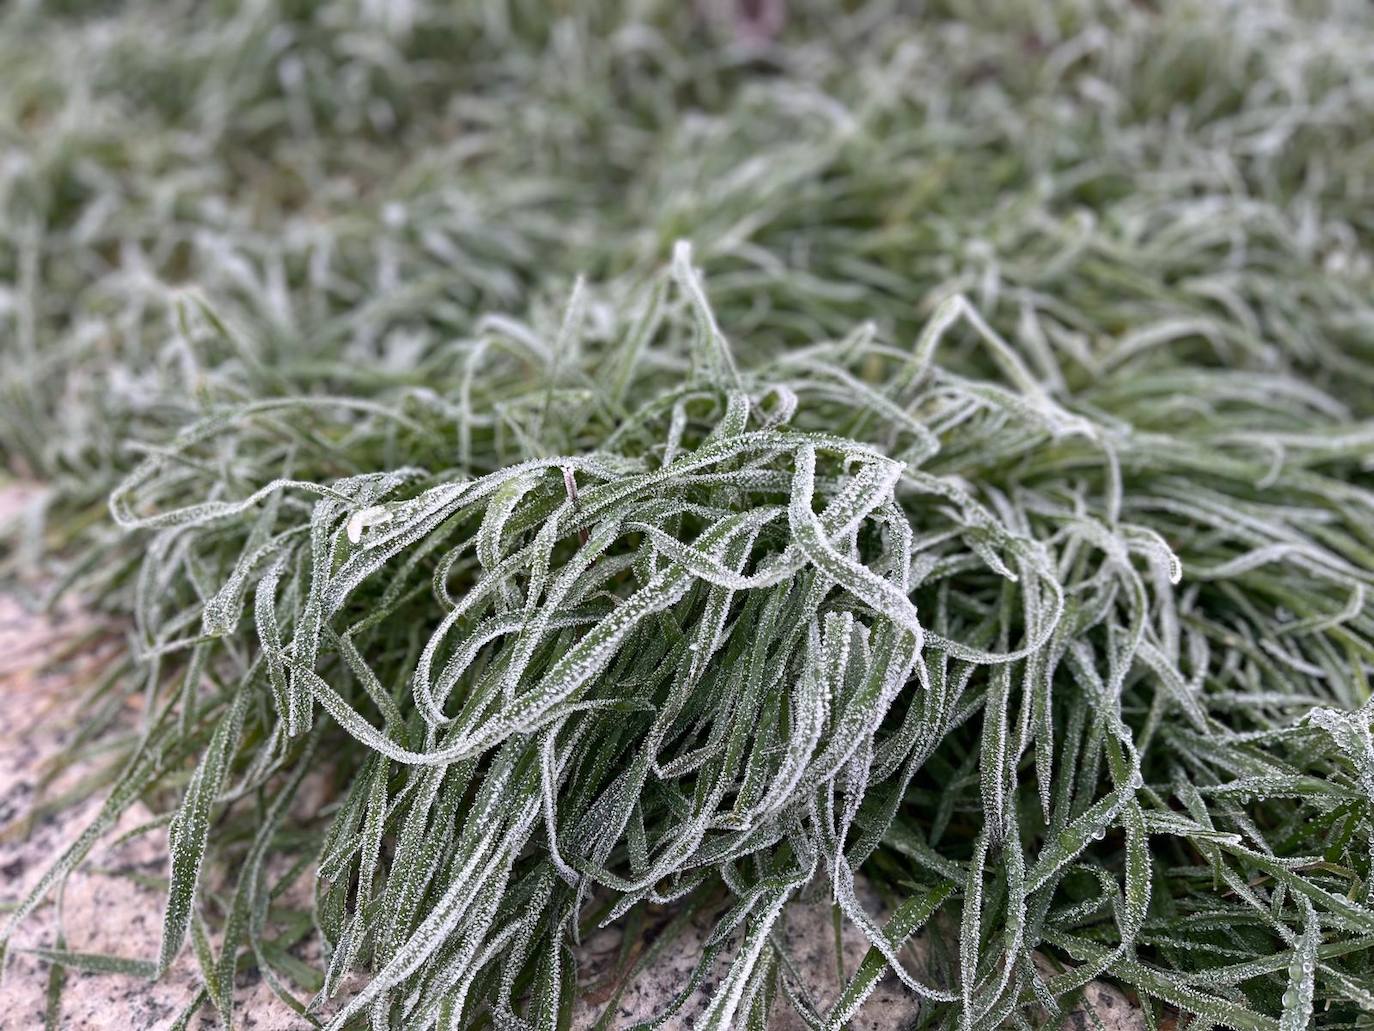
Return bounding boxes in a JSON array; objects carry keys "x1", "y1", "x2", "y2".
[
  {"x1": 50, "y1": 221, "x2": 1370, "y2": 1031},
  {"x1": 346, "y1": 504, "x2": 394, "y2": 544}
]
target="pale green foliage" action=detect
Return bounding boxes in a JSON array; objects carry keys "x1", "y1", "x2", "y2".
[{"x1": 2, "y1": 1, "x2": 1374, "y2": 1029}]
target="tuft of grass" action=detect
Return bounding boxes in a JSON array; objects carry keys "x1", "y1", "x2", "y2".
[{"x1": 1, "y1": 1, "x2": 1373, "y2": 1029}]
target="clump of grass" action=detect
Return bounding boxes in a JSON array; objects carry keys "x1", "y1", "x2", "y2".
[
  {"x1": 2, "y1": 1, "x2": 1373, "y2": 1029},
  {"x1": 5, "y1": 249, "x2": 1373, "y2": 1028}
]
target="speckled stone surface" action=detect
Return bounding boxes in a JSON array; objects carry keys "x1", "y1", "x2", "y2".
[
  {"x1": 569, "y1": 877, "x2": 927, "y2": 1030},
  {"x1": 0, "y1": 589, "x2": 312, "y2": 1030},
  {"x1": 569, "y1": 877, "x2": 1146, "y2": 1030}
]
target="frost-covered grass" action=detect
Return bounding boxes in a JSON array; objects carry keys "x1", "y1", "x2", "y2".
[{"x1": 2, "y1": 1, "x2": 1374, "y2": 1029}]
